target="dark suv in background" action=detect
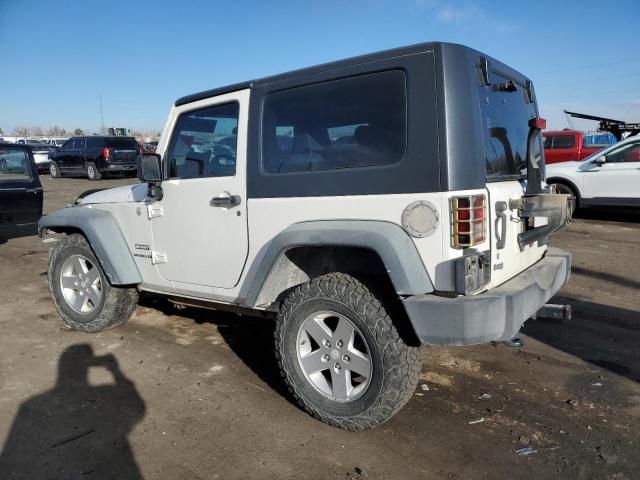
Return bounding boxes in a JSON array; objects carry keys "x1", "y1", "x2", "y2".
[{"x1": 48, "y1": 136, "x2": 141, "y2": 180}]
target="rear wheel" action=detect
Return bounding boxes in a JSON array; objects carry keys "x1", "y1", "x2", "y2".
[
  {"x1": 49, "y1": 161, "x2": 61, "y2": 178},
  {"x1": 275, "y1": 273, "x2": 421, "y2": 430},
  {"x1": 86, "y1": 162, "x2": 102, "y2": 181},
  {"x1": 49, "y1": 233, "x2": 138, "y2": 332}
]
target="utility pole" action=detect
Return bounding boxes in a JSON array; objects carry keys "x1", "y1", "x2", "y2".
[{"x1": 99, "y1": 95, "x2": 105, "y2": 134}]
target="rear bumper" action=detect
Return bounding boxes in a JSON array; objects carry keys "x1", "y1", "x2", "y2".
[
  {"x1": 103, "y1": 163, "x2": 137, "y2": 173},
  {"x1": 402, "y1": 247, "x2": 571, "y2": 346}
]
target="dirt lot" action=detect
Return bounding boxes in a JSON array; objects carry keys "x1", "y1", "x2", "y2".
[{"x1": 1, "y1": 175, "x2": 639, "y2": 480}]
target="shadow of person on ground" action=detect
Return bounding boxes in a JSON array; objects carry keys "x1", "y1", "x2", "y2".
[{"x1": 0, "y1": 344, "x2": 146, "y2": 480}]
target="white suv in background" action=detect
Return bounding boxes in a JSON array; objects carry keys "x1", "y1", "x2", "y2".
[{"x1": 546, "y1": 136, "x2": 640, "y2": 209}]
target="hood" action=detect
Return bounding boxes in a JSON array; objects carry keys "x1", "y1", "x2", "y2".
[
  {"x1": 545, "y1": 160, "x2": 583, "y2": 175},
  {"x1": 77, "y1": 183, "x2": 148, "y2": 205}
]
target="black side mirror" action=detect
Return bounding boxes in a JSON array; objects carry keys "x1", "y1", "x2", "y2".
[{"x1": 138, "y1": 153, "x2": 162, "y2": 183}]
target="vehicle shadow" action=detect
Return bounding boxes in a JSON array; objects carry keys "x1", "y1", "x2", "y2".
[
  {"x1": 574, "y1": 207, "x2": 640, "y2": 223},
  {"x1": 138, "y1": 295, "x2": 289, "y2": 399},
  {"x1": 523, "y1": 295, "x2": 640, "y2": 383},
  {"x1": 0, "y1": 344, "x2": 146, "y2": 480},
  {"x1": 0, "y1": 225, "x2": 38, "y2": 244}
]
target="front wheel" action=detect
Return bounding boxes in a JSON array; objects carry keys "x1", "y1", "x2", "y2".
[
  {"x1": 48, "y1": 233, "x2": 138, "y2": 332},
  {"x1": 275, "y1": 273, "x2": 421, "y2": 430}
]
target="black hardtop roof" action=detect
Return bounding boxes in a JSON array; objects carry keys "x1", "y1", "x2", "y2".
[
  {"x1": 174, "y1": 41, "x2": 532, "y2": 108},
  {"x1": 175, "y1": 42, "x2": 443, "y2": 107}
]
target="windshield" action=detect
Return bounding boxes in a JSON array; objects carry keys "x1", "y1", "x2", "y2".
[{"x1": 479, "y1": 71, "x2": 541, "y2": 181}]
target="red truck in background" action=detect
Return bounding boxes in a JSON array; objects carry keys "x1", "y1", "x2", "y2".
[{"x1": 543, "y1": 130, "x2": 613, "y2": 164}]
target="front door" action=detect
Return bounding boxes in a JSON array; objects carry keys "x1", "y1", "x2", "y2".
[
  {"x1": 582, "y1": 140, "x2": 640, "y2": 204},
  {"x1": 150, "y1": 90, "x2": 249, "y2": 289},
  {"x1": 0, "y1": 146, "x2": 43, "y2": 239}
]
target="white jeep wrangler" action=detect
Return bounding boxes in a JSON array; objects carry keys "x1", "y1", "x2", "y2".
[{"x1": 40, "y1": 42, "x2": 573, "y2": 430}]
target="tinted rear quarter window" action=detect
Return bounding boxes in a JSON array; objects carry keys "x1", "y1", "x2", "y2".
[
  {"x1": 262, "y1": 70, "x2": 407, "y2": 174},
  {"x1": 552, "y1": 135, "x2": 575, "y2": 149}
]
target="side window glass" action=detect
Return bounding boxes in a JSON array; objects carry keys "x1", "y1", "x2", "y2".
[
  {"x1": 543, "y1": 136, "x2": 552, "y2": 149},
  {"x1": 605, "y1": 142, "x2": 640, "y2": 163},
  {"x1": 167, "y1": 102, "x2": 239, "y2": 179},
  {"x1": 552, "y1": 135, "x2": 575, "y2": 149},
  {"x1": 262, "y1": 70, "x2": 407, "y2": 173},
  {"x1": 76, "y1": 138, "x2": 86, "y2": 150},
  {"x1": 0, "y1": 148, "x2": 32, "y2": 181}
]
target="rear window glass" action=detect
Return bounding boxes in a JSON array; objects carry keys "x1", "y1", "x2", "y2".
[
  {"x1": 480, "y1": 71, "x2": 540, "y2": 180},
  {"x1": 106, "y1": 138, "x2": 139, "y2": 149},
  {"x1": 0, "y1": 148, "x2": 32, "y2": 181},
  {"x1": 262, "y1": 70, "x2": 407, "y2": 173},
  {"x1": 552, "y1": 135, "x2": 575, "y2": 149}
]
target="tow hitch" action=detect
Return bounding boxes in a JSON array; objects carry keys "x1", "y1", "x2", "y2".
[{"x1": 533, "y1": 303, "x2": 572, "y2": 323}]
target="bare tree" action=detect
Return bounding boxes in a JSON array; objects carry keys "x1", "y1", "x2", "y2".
[
  {"x1": 74, "y1": 128, "x2": 84, "y2": 135},
  {"x1": 15, "y1": 126, "x2": 29, "y2": 137},
  {"x1": 32, "y1": 126, "x2": 44, "y2": 136},
  {"x1": 46, "y1": 125, "x2": 66, "y2": 136}
]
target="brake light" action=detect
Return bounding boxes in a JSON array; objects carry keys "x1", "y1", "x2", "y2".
[
  {"x1": 103, "y1": 147, "x2": 110, "y2": 159},
  {"x1": 451, "y1": 195, "x2": 487, "y2": 248},
  {"x1": 529, "y1": 117, "x2": 547, "y2": 129}
]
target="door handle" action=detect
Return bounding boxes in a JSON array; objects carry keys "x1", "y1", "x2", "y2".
[
  {"x1": 210, "y1": 191, "x2": 240, "y2": 208},
  {"x1": 495, "y1": 201, "x2": 508, "y2": 250},
  {"x1": 25, "y1": 188, "x2": 38, "y2": 194}
]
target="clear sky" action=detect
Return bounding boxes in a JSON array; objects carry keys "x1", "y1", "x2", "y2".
[{"x1": 1, "y1": 0, "x2": 639, "y2": 134}]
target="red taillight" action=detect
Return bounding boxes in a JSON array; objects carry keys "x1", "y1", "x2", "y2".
[
  {"x1": 103, "y1": 147, "x2": 110, "y2": 159},
  {"x1": 451, "y1": 195, "x2": 487, "y2": 248},
  {"x1": 529, "y1": 117, "x2": 547, "y2": 129}
]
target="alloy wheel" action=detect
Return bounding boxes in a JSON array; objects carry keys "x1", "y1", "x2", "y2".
[
  {"x1": 59, "y1": 254, "x2": 103, "y2": 314},
  {"x1": 296, "y1": 311, "x2": 372, "y2": 402}
]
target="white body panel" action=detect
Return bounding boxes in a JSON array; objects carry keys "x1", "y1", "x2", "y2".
[
  {"x1": 33, "y1": 152, "x2": 49, "y2": 165},
  {"x1": 486, "y1": 181, "x2": 546, "y2": 287},
  {"x1": 582, "y1": 162, "x2": 640, "y2": 200},
  {"x1": 149, "y1": 89, "x2": 250, "y2": 289}
]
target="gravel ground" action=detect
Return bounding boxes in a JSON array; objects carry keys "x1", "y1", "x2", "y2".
[{"x1": 0, "y1": 175, "x2": 638, "y2": 480}]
